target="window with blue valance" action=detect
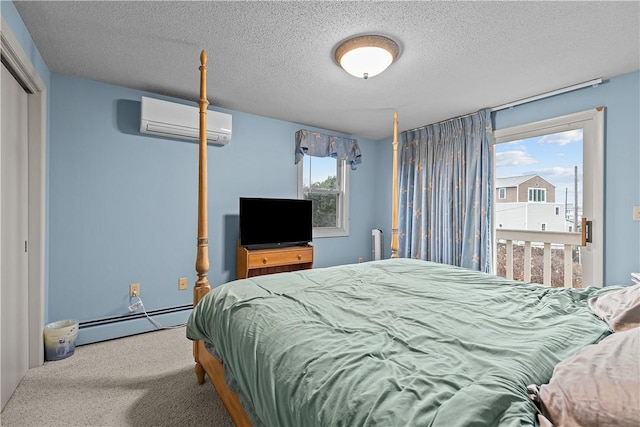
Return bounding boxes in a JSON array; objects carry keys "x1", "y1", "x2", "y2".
[{"x1": 295, "y1": 129, "x2": 362, "y2": 170}]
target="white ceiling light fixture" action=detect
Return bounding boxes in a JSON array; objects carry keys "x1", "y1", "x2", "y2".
[{"x1": 335, "y1": 35, "x2": 399, "y2": 79}]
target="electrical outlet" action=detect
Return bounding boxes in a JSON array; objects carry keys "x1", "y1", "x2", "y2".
[
  {"x1": 129, "y1": 283, "x2": 140, "y2": 297},
  {"x1": 633, "y1": 206, "x2": 640, "y2": 221},
  {"x1": 178, "y1": 277, "x2": 188, "y2": 290}
]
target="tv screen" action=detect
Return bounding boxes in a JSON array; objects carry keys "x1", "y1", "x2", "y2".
[{"x1": 239, "y1": 197, "x2": 313, "y2": 249}]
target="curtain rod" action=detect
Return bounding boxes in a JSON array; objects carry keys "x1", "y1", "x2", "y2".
[
  {"x1": 405, "y1": 110, "x2": 481, "y2": 133},
  {"x1": 490, "y1": 78, "x2": 602, "y2": 111},
  {"x1": 403, "y1": 77, "x2": 603, "y2": 134}
]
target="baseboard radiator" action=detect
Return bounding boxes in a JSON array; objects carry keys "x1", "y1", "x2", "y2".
[{"x1": 77, "y1": 304, "x2": 192, "y2": 345}]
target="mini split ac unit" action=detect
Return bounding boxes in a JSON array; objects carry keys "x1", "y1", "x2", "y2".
[{"x1": 139, "y1": 96, "x2": 232, "y2": 146}]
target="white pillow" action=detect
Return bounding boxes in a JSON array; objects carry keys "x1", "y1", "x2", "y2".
[
  {"x1": 588, "y1": 284, "x2": 640, "y2": 332},
  {"x1": 538, "y1": 328, "x2": 640, "y2": 427}
]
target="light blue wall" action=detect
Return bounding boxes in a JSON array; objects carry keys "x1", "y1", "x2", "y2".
[
  {"x1": 4, "y1": 0, "x2": 379, "y2": 345},
  {"x1": 375, "y1": 71, "x2": 640, "y2": 286},
  {"x1": 48, "y1": 74, "x2": 379, "y2": 344}
]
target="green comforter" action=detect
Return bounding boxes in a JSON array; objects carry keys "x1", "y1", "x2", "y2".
[{"x1": 187, "y1": 258, "x2": 610, "y2": 427}]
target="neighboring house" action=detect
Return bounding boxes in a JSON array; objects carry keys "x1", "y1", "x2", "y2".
[
  {"x1": 564, "y1": 203, "x2": 583, "y2": 233},
  {"x1": 495, "y1": 174, "x2": 567, "y2": 232}
]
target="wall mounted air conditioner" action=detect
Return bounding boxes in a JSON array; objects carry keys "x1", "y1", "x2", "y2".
[{"x1": 140, "y1": 96, "x2": 232, "y2": 146}]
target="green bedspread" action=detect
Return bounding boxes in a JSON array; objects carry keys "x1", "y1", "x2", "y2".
[{"x1": 187, "y1": 258, "x2": 610, "y2": 427}]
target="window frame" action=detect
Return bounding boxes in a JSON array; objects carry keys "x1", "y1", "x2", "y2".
[
  {"x1": 297, "y1": 156, "x2": 350, "y2": 238},
  {"x1": 498, "y1": 187, "x2": 506, "y2": 199},
  {"x1": 528, "y1": 187, "x2": 546, "y2": 202},
  {"x1": 493, "y1": 107, "x2": 604, "y2": 286}
]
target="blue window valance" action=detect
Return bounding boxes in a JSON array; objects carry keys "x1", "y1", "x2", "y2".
[{"x1": 295, "y1": 129, "x2": 362, "y2": 170}]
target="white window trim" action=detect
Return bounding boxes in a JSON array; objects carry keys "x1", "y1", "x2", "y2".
[
  {"x1": 297, "y1": 158, "x2": 349, "y2": 238},
  {"x1": 528, "y1": 187, "x2": 546, "y2": 203},
  {"x1": 498, "y1": 188, "x2": 506, "y2": 199}
]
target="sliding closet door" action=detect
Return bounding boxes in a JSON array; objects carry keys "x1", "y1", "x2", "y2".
[{"x1": 1, "y1": 63, "x2": 30, "y2": 410}]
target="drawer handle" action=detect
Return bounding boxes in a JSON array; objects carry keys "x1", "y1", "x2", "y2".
[{"x1": 262, "y1": 257, "x2": 268, "y2": 264}]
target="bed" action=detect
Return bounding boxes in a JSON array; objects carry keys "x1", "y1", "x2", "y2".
[{"x1": 186, "y1": 52, "x2": 640, "y2": 427}]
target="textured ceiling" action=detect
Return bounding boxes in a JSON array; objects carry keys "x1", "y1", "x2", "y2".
[{"x1": 12, "y1": 1, "x2": 640, "y2": 140}]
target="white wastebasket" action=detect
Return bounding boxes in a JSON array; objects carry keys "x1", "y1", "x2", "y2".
[{"x1": 43, "y1": 319, "x2": 78, "y2": 361}]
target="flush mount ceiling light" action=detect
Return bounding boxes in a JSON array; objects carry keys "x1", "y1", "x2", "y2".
[{"x1": 335, "y1": 34, "x2": 399, "y2": 79}]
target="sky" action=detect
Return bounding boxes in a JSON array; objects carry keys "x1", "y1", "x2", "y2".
[
  {"x1": 303, "y1": 155, "x2": 337, "y2": 187},
  {"x1": 494, "y1": 129, "x2": 583, "y2": 206}
]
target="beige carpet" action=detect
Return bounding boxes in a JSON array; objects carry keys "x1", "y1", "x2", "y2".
[{"x1": 0, "y1": 326, "x2": 233, "y2": 427}]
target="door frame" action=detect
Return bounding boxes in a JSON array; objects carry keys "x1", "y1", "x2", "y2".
[
  {"x1": 1, "y1": 18, "x2": 47, "y2": 367},
  {"x1": 493, "y1": 107, "x2": 605, "y2": 287}
]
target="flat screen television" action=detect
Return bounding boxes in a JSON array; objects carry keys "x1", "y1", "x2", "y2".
[{"x1": 239, "y1": 197, "x2": 313, "y2": 249}]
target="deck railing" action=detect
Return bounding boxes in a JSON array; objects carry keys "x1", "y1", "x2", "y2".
[{"x1": 496, "y1": 229, "x2": 583, "y2": 288}]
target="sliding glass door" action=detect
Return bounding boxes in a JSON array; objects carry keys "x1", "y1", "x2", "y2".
[{"x1": 493, "y1": 108, "x2": 604, "y2": 287}]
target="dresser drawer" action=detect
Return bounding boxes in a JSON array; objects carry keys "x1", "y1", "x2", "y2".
[
  {"x1": 237, "y1": 242, "x2": 314, "y2": 279},
  {"x1": 247, "y1": 247, "x2": 313, "y2": 268}
]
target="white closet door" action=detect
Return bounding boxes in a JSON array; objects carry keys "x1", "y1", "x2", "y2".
[{"x1": 1, "y1": 63, "x2": 30, "y2": 410}]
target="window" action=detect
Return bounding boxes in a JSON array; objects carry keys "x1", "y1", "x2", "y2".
[
  {"x1": 555, "y1": 207, "x2": 560, "y2": 215},
  {"x1": 298, "y1": 155, "x2": 349, "y2": 237},
  {"x1": 528, "y1": 188, "x2": 546, "y2": 202},
  {"x1": 541, "y1": 223, "x2": 547, "y2": 231},
  {"x1": 498, "y1": 188, "x2": 506, "y2": 199}
]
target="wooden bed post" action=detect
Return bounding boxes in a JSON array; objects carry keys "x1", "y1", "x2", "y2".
[
  {"x1": 194, "y1": 50, "x2": 211, "y2": 384},
  {"x1": 391, "y1": 111, "x2": 399, "y2": 258},
  {"x1": 190, "y1": 51, "x2": 254, "y2": 427}
]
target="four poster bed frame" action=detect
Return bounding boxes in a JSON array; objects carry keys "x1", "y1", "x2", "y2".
[
  {"x1": 187, "y1": 51, "x2": 635, "y2": 427},
  {"x1": 190, "y1": 50, "x2": 400, "y2": 426}
]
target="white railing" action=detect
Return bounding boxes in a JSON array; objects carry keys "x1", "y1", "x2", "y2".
[{"x1": 496, "y1": 229, "x2": 583, "y2": 288}]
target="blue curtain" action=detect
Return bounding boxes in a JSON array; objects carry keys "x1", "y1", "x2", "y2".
[
  {"x1": 398, "y1": 109, "x2": 493, "y2": 272},
  {"x1": 295, "y1": 129, "x2": 361, "y2": 169}
]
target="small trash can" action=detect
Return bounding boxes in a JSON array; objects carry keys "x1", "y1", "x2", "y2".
[{"x1": 43, "y1": 319, "x2": 78, "y2": 361}]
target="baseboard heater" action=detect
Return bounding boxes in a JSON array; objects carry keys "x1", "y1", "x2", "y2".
[{"x1": 79, "y1": 304, "x2": 192, "y2": 329}]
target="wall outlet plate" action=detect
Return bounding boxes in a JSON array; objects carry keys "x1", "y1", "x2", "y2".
[
  {"x1": 129, "y1": 283, "x2": 140, "y2": 297},
  {"x1": 178, "y1": 277, "x2": 188, "y2": 290},
  {"x1": 633, "y1": 206, "x2": 640, "y2": 221}
]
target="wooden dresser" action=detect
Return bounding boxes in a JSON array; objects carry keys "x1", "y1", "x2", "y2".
[{"x1": 236, "y1": 242, "x2": 313, "y2": 279}]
